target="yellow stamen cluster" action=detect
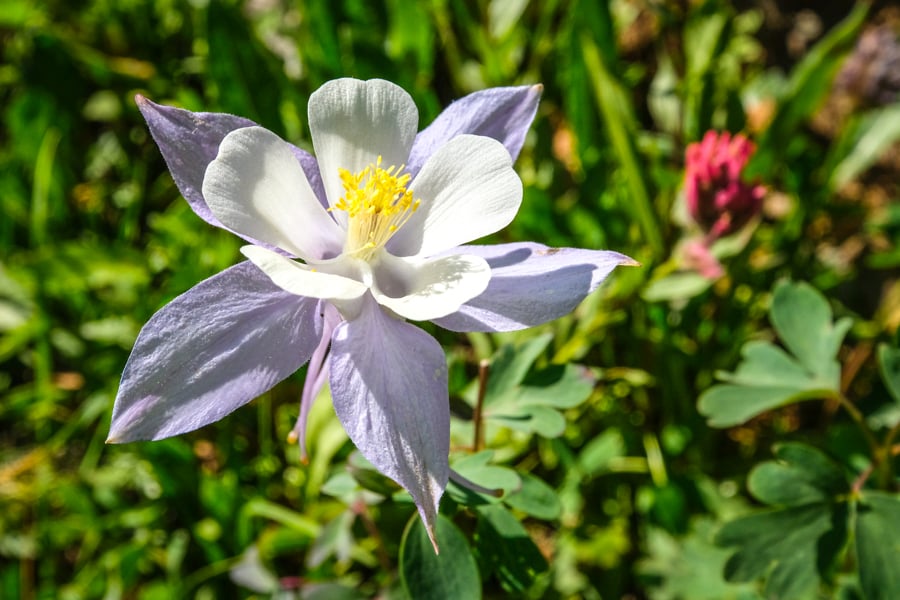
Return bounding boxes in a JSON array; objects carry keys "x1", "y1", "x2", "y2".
[{"x1": 332, "y1": 157, "x2": 420, "y2": 260}]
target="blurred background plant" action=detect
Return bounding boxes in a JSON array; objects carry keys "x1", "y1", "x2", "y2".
[{"x1": 1, "y1": 0, "x2": 899, "y2": 598}]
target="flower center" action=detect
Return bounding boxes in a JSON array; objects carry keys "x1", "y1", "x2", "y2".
[{"x1": 332, "y1": 157, "x2": 420, "y2": 261}]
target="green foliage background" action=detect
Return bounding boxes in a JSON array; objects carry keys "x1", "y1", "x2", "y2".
[{"x1": 1, "y1": 0, "x2": 899, "y2": 598}]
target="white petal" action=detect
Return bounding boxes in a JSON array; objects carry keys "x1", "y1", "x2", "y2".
[
  {"x1": 203, "y1": 127, "x2": 344, "y2": 260},
  {"x1": 370, "y1": 252, "x2": 491, "y2": 321},
  {"x1": 308, "y1": 79, "x2": 418, "y2": 222},
  {"x1": 241, "y1": 245, "x2": 367, "y2": 302},
  {"x1": 388, "y1": 134, "x2": 523, "y2": 257}
]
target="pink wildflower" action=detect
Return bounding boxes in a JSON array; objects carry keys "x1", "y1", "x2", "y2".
[{"x1": 685, "y1": 131, "x2": 765, "y2": 240}]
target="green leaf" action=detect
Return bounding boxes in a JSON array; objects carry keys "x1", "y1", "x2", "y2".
[
  {"x1": 400, "y1": 514, "x2": 481, "y2": 600},
  {"x1": 716, "y1": 443, "x2": 855, "y2": 598},
  {"x1": 447, "y1": 451, "x2": 521, "y2": 505},
  {"x1": 698, "y1": 282, "x2": 851, "y2": 427},
  {"x1": 306, "y1": 510, "x2": 355, "y2": 568},
  {"x1": 477, "y1": 337, "x2": 595, "y2": 437},
  {"x1": 518, "y1": 364, "x2": 595, "y2": 409},
  {"x1": 347, "y1": 451, "x2": 401, "y2": 497},
  {"x1": 303, "y1": 584, "x2": 365, "y2": 600},
  {"x1": 503, "y1": 473, "x2": 562, "y2": 520},
  {"x1": 747, "y1": 443, "x2": 848, "y2": 507},
  {"x1": 830, "y1": 104, "x2": 900, "y2": 189},
  {"x1": 719, "y1": 341, "x2": 822, "y2": 388},
  {"x1": 698, "y1": 384, "x2": 811, "y2": 428},
  {"x1": 235, "y1": 498, "x2": 320, "y2": 547},
  {"x1": 484, "y1": 334, "x2": 552, "y2": 402},
  {"x1": 770, "y1": 281, "x2": 850, "y2": 380},
  {"x1": 682, "y1": 9, "x2": 731, "y2": 140},
  {"x1": 642, "y1": 272, "x2": 714, "y2": 303},
  {"x1": 717, "y1": 503, "x2": 849, "y2": 600},
  {"x1": 640, "y1": 519, "x2": 764, "y2": 600},
  {"x1": 474, "y1": 504, "x2": 548, "y2": 593},
  {"x1": 855, "y1": 492, "x2": 900, "y2": 600},
  {"x1": 577, "y1": 428, "x2": 626, "y2": 477},
  {"x1": 878, "y1": 344, "x2": 900, "y2": 405},
  {"x1": 488, "y1": 403, "x2": 567, "y2": 437}
]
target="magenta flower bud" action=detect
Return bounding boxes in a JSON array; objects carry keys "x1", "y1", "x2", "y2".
[{"x1": 684, "y1": 131, "x2": 765, "y2": 240}]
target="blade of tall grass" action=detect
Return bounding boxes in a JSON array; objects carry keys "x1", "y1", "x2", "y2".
[
  {"x1": 581, "y1": 37, "x2": 663, "y2": 258},
  {"x1": 30, "y1": 128, "x2": 60, "y2": 248}
]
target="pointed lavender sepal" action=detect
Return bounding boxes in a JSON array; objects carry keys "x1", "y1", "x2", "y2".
[
  {"x1": 108, "y1": 262, "x2": 322, "y2": 443},
  {"x1": 433, "y1": 242, "x2": 638, "y2": 332},
  {"x1": 136, "y1": 96, "x2": 327, "y2": 231},
  {"x1": 406, "y1": 84, "x2": 542, "y2": 176},
  {"x1": 328, "y1": 296, "x2": 450, "y2": 552}
]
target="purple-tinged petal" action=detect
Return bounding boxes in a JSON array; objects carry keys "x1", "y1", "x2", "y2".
[
  {"x1": 406, "y1": 84, "x2": 542, "y2": 177},
  {"x1": 291, "y1": 303, "x2": 342, "y2": 462},
  {"x1": 329, "y1": 296, "x2": 449, "y2": 550},
  {"x1": 432, "y1": 243, "x2": 638, "y2": 332},
  {"x1": 108, "y1": 261, "x2": 322, "y2": 443},
  {"x1": 288, "y1": 147, "x2": 328, "y2": 210},
  {"x1": 136, "y1": 96, "x2": 327, "y2": 237}
]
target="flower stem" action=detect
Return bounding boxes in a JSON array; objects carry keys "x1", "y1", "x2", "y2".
[
  {"x1": 829, "y1": 390, "x2": 879, "y2": 455},
  {"x1": 877, "y1": 421, "x2": 900, "y2": 489},
  {"x1": 473, "y1": 359, "x2": 490, "y2": 452},
  {"x1": 834, "y1": 390, "x2": 899, "y2": 491},
  {"x1": 352, "y1": 498, "x2": 391, "y2": 574}
]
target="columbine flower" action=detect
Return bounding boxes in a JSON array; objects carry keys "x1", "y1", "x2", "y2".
[
  {"x1": 108, "y1": 78, "x2": 635, "y2": 549},
  {"x1": 684, "y1": 130, "x2": 765, "y2": 241}
]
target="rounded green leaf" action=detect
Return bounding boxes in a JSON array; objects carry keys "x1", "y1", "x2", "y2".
[
  {"x1": 503, "y1": 473, "x2": 562, "y2": 520},
  {"x1": 748, "y1": 443, "x2": 848, "y2": 506},
  {"x1": 400, "y1": 514, "x2": 481, "y2": 600},
  {"x1": 856, "y1": 492, "x2": 900, "y2": 600},
  {"x1": 770, "y1": 281, "x2": 850, "y2": 378}
]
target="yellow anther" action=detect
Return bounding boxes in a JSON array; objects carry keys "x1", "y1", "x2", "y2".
[{"x1": 332, "y1": 158, "x2": 420, "y2": 260}]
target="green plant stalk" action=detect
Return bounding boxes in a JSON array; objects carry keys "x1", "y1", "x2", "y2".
[
  {"x1": 825, "y1": 389, "x2": 899, "y2": 489},
  {"x1": 825, "y1": 390, "x2": 879, "y2": 456},
  {"x1": 30, "y1": 128, "x2": 60, "y2": 248},
  {"x1": 877, "y1": 419, "x2": 900, "y2": 489},
  {"x1": 581, "y1": 35, "x2": 663, "y2": 258},
  {"x1": 473, "y1": 359, "x2": 490, "y2": 452}
]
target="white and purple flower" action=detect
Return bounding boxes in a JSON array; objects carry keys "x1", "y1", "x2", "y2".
[{"x1": 108, "y1": 78, "x2": 635, "y2": 549}]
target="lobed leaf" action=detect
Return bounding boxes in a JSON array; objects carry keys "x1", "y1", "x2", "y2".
[
  {"x1": 717, "y1": 503, "x2": 848, "y2": 600},
  {"x1": 747, "y1": 443, "x2": 848, "y2": 507},
  {"x1": 770, "y1": 281, "x2": 850, "y2": 381},
  {"x1": 476, "y1": 336, "x2": 595, "y2": 437},
  {"x1": 698, "y1": 282, "x2": 850, "y2": 427}
]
